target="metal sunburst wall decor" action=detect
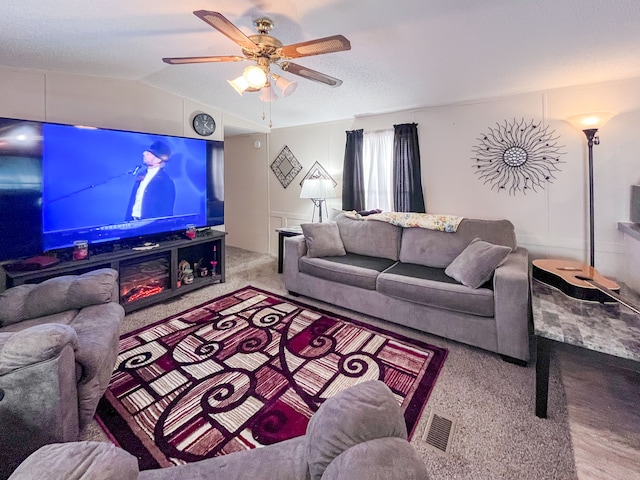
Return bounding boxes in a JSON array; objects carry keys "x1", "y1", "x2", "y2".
[{"x1": 471, "y1": 118, "x2": 565, "y2": 195}]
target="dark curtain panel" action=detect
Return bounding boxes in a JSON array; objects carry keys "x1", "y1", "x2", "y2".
[
  {"x1": 342, "y1": 129, "x2": 365, "y2": 211},
  {"x1": 393, "y1": 123, "x2": 426, "y2": 213}
]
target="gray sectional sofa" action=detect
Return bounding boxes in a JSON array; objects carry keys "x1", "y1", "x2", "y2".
[{"x1": 284, "y1": 209, "x2": 531, "y2": 363}]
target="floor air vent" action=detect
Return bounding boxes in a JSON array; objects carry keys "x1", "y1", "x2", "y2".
[{"x1": 421, "y1": 410, "x2": 456, "y2": 454}]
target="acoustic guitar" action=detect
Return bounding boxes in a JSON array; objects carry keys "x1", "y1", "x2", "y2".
[{"x1": 532, "y1": 259, "x2": 621, "y2": 304}]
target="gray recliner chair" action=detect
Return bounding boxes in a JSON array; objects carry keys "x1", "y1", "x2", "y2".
[
  {"x1": 9, "y1": 381, "x2": 430, "y2": 480},
  {"x1": 0, "y1": 268, "x2": 125, "y2": 478}
]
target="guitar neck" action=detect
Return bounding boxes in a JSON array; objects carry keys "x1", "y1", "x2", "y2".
[{"x1": 578, "y1": 276, "x2": 640, "y2": 315}]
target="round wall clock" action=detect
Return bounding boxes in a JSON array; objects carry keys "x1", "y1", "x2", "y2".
[{"x1": 192, "y1": 113, "x2": 216, "y2": 136}]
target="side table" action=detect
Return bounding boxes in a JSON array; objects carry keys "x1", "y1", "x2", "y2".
[
  {"x1": 275, "y1": 226, "x2": 303, "y2": 274},
  {"x1": 531, "y1": 278, "x2": 640, "y2": 418}
]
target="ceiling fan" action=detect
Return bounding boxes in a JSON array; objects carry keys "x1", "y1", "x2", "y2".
[{"x1": 162, "y1": 10, "x2": 351, "y2": 98}]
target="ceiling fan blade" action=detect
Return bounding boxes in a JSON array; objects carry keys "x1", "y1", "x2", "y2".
[
  {"x1": 163, "y1": 55, "x2": 246, "y2": 65},
  {"x1": 280, "y1": 62, "x2": 343, "y2": 87},
  {"x1": 193, "y1": 10, "x2": 258, "y2": 50},
  {"x1": 278, "y1": 35, "x2": 351, "y2": 59}
]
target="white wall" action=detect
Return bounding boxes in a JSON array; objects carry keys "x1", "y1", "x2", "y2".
[
  {"x1": 267, "y1": 120, "x2": 352, "y2": 253},
  {"x1": 254, "y1": 77, "x2": 640, "y2": 282},
  {"x1": 0, "y1": 69, "x2": 225, "y2": 141},
  {"x1": 2, "y1": 66, "x2": 638, "y2": 284},
  {"x1": 224, "y1": 133, "x2": 270, "y2": 252}
]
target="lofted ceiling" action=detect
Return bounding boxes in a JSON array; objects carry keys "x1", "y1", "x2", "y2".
[{"x1": 3, "y1": 0, "x2": 640, "y2": 133}]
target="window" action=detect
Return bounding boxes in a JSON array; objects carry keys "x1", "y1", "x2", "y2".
[{"x1": 363, "y1": 129, "x2": 393, "y2": 211}]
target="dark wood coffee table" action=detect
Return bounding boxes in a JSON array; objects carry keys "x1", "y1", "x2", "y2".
[{"x1": 531, "y1": 278, "x2": 640, "y2": 418}]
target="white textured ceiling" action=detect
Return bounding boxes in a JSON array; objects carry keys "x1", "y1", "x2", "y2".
[{"x1": 3, "y1": 0, "x2": 640, "y2": 132}]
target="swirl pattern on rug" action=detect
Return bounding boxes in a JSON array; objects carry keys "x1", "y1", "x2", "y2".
[{"x1": 97, "y1": 286, "x2": 448, "y2": 469}]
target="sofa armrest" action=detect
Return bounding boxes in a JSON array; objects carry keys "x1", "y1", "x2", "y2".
[
  {"x1": 0, "y1": 324, "x2": 77, "y2": 374},
  {"x1": 8, "y1": 441, "x2": 139, "y2": 480},
  {"x1": 283, "y1": 235, "x2": 307, "y2": 291},
  {"x1": 492, "y1": 247, "x2": 531, "y2": 362}
]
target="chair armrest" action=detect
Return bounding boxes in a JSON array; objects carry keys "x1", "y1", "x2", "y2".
[
  {"x1": 306, "y1": 381, "x2": 408, "y2": 480},
  {"x1": 0, "y1": 268, "x2": 119, "y2": 326},
  {"x1": 321, "y1": 437, "x2": 430, "y2": 480},
  {"x1": 8, "y1": 441, "x2": 139, "y2": 480},
  {"x1": 0, "y1": 324, "x2": 77, "y2": 374},
  {"x1": 492, "y1": 247, "x2": 531, "y2": 362}
]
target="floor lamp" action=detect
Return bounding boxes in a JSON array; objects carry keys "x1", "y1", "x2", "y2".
[
  {"x1": 567, "y1": 112, "x2": 615, "y2": 267},
  {"x1": 300, "y1": 178, "x2": 336, "y2": 223}
]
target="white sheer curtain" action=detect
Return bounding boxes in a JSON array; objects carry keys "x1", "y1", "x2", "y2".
[{"x1": 363, "y1": 129, "x2": 394, "y2": 212}]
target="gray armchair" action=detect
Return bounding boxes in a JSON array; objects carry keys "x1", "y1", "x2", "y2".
[
  {"x1": 9, "y1": 381, "x2": 430, "y2": 480},
  {"x1": 0, "y1": 268, "x2": 125, "y2": 478}
]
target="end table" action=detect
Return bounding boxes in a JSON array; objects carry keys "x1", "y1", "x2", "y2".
[
  {"x1": 275, "y1": 226, "x2": 303, "y2": 273},
  {"x1": 532, "y1": 278, "x2": 640, "y2": 418}
]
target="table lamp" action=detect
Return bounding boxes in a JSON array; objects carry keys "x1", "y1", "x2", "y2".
[{"x1": 300, "y1": 178, "x2": 336, "y2": 222}]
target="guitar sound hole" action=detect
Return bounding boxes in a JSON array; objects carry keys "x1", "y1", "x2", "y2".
[{"x1": 557, "y1": 267, "x2": 583, "y2": 271}]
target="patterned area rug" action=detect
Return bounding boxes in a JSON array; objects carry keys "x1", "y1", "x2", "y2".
[{"x1": 96, "y1": 286, "x2": 448, "y2": 469}]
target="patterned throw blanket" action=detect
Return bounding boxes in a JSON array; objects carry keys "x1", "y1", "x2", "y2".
[{"x1": 344, "y1": 211, "x2": 464, "y2": 232}]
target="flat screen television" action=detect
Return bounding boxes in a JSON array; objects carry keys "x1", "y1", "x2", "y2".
[
  {"x1": 0, "y1": 117, "x2": 224, "y2": 262},
  {"x1": 0, "y1": 118, "x2": 43, "y2": 261}
]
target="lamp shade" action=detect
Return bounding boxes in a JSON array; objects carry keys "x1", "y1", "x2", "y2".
[
  {"x1": 275, "y1": 76, "x2": 298, "y2": 97},
  {"x1": 227, "y1": 76, "x2": 249, "y2": 96},
  {"x1": 567, "y1": 112, "x2": 616, "y2": 131},
  {"x1": 259, "y1": 84, "x2": 278, "y2": 102},
  {"x1": 300, "y1": 178, "x2": 336, "y2": 199}
]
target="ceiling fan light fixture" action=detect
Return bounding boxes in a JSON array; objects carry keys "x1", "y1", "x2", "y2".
[
  {"x1": 243, "y1": 65, "x2": 268, "y2": 89},
  {"x1": 275, "y1": 75, "x2": 298, "y2": 97},
  {"x1": 259, "y1": 84, "x2": 278, "y2": 102},
  {"x1": 227, "y1": 76, "x2": 250, "y2": 95}
]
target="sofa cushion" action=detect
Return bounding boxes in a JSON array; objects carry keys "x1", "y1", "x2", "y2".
[
  {"x1": 331, "y1": 209, "x2": 401, "y2": 261},
  {"x1": 302, "y1": 222, "x2": 346, "y2": 258},
  {"x1": 0, "y1": 285, "x2": 34, "y2": 327},
  {"x1": 0, "y1": 310, "x2": 80, "y2": 334},
  {"x1": 377, "y1": 263, "x2": 495, "y2": 317},
  {"x1": 399, "y1": 218, "x2": 517, "y2": 268},
  {"x1": 300, "y1": 254, "x2": 396, "y2": 290},
  {"x1": 445, "y1": 238, "x2": 512, "y2": 289}
]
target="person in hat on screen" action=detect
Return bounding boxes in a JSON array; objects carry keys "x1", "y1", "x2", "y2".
[{"x1": 126, "y1": 141, "x2": 176, "y2": 221}]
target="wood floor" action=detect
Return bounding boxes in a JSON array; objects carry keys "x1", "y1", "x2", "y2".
[{"x1": 557, "y1": 344, "x2": 640, "y2": 480}]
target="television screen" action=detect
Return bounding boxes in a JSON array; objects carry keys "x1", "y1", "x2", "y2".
[
  {"x1": 0, "y1": 116, "x2": 223, "y2": 262},
  {"x1": 41, "y1": 124, "x2": 224, "y2": 251},
  {"x1": 0, "y1": 119, "x2": 44, "y2": 261}
]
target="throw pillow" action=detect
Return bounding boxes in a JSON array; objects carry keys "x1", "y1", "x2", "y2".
[
  {"x1": 301, "y1": 222, "x2": 346, "y2": 258},
  {"x1": 445, "y1": 237, "x2": 512, "y2": 289}
]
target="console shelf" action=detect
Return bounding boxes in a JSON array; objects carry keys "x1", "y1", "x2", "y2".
[{"x1": 3, "y1": 231, "x2": 226, "y2": 313}]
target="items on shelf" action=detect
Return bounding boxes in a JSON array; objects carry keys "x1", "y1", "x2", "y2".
[
  {"x1": 186, "y1": 224, "x2": 197, "y2": 240},
  {"x1": 178, "y1": 260, "x2": 194, "y2": 286},
  {"x1": 73, "y1": 240, "x2": 89, "y2": 260},
  {"x1": 3, "y1": 232, "x2": 226, "y2": 313}
]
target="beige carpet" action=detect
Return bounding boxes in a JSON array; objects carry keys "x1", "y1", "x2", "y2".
[{"x1": 82, "y1": 246, "x2": 577, "y2": 479}]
